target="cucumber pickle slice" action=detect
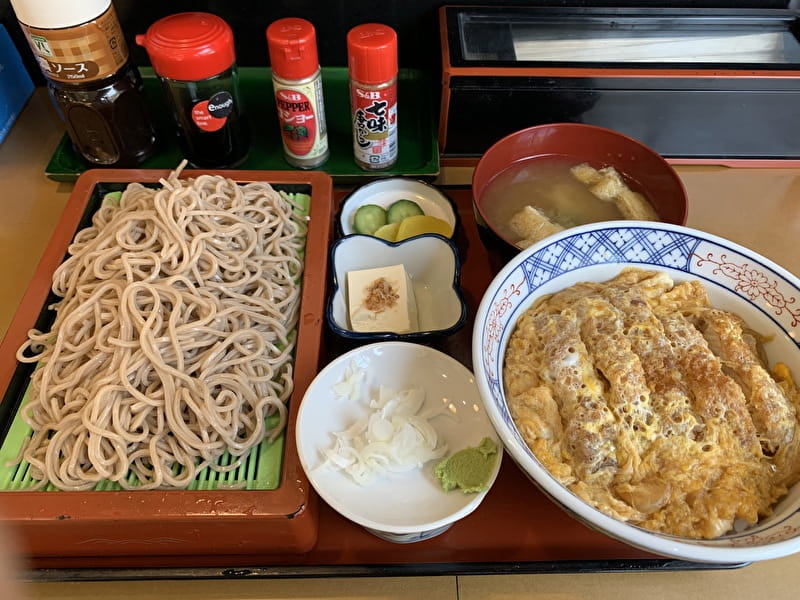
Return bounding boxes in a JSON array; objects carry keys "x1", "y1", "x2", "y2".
[
  {"x1": 386, "y1": 199, "x2": 424, "y2": 224},
  {"x1": 353, "y1": 204, "x2": 388, "y2": 235}
]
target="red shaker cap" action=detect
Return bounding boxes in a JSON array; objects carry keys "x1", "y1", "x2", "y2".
[
  {"x1": 266, "y1": 18, "x2": 319, "y2": 81},
  {"x1": 136, "y1": 12, "x2": 235, "y2": 81},
  {"x1": 347, "y1": 23, "x2": 398, "y2": 85}
]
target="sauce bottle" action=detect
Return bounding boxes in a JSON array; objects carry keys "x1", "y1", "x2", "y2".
[
  {"x1": 347, "y1": 24, "x2": 398, "y2": 171},
  {"x1": 10, "y1": 0, "x2": 157, "y2": 167},
  {"x1": 266, "y1": 18, "x2": 329, "y2": 169},
  {"x1": 136, "y1": 13, "x2": 249, "y2": 169}
]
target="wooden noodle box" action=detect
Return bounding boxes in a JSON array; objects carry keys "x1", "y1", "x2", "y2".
[{"x1": 0, "y1": 169, "x2": 333, "y2": 560}]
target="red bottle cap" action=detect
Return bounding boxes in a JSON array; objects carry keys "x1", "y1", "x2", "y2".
[
  {"x1": 347, "y1": 23, "x2": 398, "y2": 85},
  {"x1": 266, "y1": 18, "x2": 320, "y2": 81},
  {"x1": 136, "y1": 13, "x2": 236, "y2": 81}
]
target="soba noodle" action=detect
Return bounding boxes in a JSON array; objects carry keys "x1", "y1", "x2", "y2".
[{"x1": 14, "y1": 164, "x2": 306, "y2": 490}]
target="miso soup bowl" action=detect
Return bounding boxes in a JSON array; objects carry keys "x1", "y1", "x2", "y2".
[{"x1": 472, "y1": 123, "x2": 688, "y2": 264}]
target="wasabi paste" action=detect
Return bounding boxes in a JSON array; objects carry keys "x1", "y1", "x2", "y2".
[{"x1": 434, "y1": 437, "x2": 498, "y2": 493}]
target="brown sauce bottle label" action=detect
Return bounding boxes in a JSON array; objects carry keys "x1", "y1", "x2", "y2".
[{"x1": 20, "y1": 5, "x2": 128, "y2": 83}]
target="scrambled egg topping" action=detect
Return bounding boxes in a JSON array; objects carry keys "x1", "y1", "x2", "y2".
[{"x1": 504, "y1": 268, "x2": 800, "y2": 539}]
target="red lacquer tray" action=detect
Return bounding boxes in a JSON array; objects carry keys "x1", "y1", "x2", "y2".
[{"x1": 14, "y1": 187, "x2": 740, "y2": 577}]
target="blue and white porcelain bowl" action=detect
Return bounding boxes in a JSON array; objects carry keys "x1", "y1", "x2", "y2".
[{"x1": 473, "y1": 220, "x2": 800, "y2": 563}]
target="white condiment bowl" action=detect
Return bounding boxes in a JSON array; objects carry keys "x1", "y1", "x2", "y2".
[
  {"x1": 326, "y1": 233, "x2": 467, "y2": 341},
  {"x1": 473, "y1": 220, "x2": 800, "y2": 564},
  {"x1": 338, "y1": 178, "x2": 457, "y2": 238},
  {"x1": 296, "y1": 341, "x2": 503, "y2": 543}
]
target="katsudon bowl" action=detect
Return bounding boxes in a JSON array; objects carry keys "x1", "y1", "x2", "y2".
[{"x1": 473, "y1": 220, "x2": 800, "y2": 564}]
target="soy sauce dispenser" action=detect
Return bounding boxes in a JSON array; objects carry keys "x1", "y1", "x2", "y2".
[
  {"x1": 136, "y1": 13, "x2": 249, "y2": 169},
  {"x1": 10, "y1": 0, "x2": 157, "y2": 166}
]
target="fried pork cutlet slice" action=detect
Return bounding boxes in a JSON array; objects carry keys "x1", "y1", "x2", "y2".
[
  {"x1": 529, "y1": 280, "x2": 603, "y2": 317},
  {"x1": 531, "y1": 311, "x2": 621, "y2": 481},
  {"x1": 532, "y1": 268, "x2": 670, "y2": 317},
  {"x1": 651, "y1": 280, "x2": 711, "y2": 316},
  {"x1": 697, "y1": 309, "x2": 796, "y2": 454},
  {"x1": 503, "y1": 310, "x2": 545, "y2": 399},
  {"x1": 771, "y1": 364, "x2": 800, "y2": 486},
  {"x1": 659, "y1": 313, "x2": 762, "y2": 457},
  {"x1": 603, "y1": 284, "x2": 702, "y2": 439},
  {"x1": 507, "y1": 386, "x2": 575, "y2": 484},
  {"x1": 623, "y1": 269, "x2": 674, "y2": 301},
  {"x1": 572, "y1": 297, "x2": 659, "y2": 455}
]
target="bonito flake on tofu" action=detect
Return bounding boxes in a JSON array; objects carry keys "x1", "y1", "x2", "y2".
[{"x1": 503, "y1": 267, "x2": 800, "y2": 539}]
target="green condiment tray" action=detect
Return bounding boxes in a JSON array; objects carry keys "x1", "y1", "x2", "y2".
[{"x1": 45, "y1": 67, "x2": 439, "y2": 183}]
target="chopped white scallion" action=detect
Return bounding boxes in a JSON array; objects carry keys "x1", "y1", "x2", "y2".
[
  {"x1": 319, "y1": 372, "x2": 448, "y2": 486},
  {"x1": 332, "y1": 361, "x2": 365, "y2": 402}
]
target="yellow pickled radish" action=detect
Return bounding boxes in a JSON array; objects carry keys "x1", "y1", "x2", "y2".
[
  {"x1": 395, "y1": 215, "x2": 453, "y2": 240},
  {"x1": 373, "y1": 222, "x2": 400, "y2": 242}
]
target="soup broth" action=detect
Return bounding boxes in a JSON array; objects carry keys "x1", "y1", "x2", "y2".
[{"x1": 481, "y1": 157, "x2": 640, "y2": 244}]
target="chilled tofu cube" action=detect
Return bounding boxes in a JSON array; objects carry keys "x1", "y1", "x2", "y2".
[{"x1": 347, "y1": 264, "x2": 419, "y2": 333}]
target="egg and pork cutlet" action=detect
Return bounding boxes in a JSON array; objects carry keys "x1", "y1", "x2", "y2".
[{"x1": 504, "y1": 267, "x2": 800, "y2": 539}]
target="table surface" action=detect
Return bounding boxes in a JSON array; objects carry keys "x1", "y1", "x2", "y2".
[{"x1": 2, "y1": 90, "x2": 800, "y2": 599}]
